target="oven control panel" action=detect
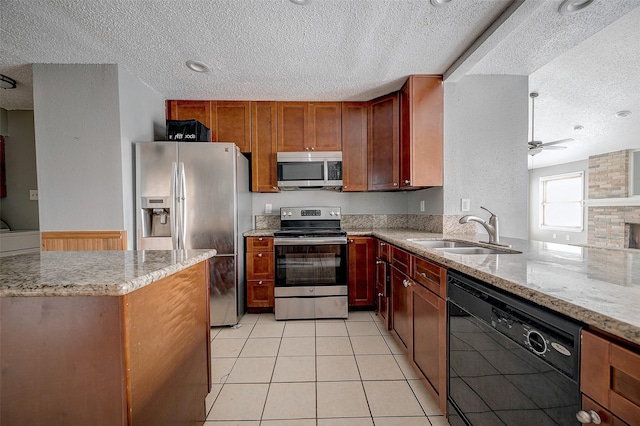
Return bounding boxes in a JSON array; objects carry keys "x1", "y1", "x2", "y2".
[{"x1": 280, "y1": 207, "x2": 341, "y2": 221}]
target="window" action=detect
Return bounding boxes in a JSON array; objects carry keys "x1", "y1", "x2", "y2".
[{"x1": 540, "y1": 172, "x2": 584, "y2": 231}]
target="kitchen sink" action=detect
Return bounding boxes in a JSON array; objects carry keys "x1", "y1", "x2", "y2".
[
  {"x1": 436, "y1": 246, "x2": 521, "y2": 255},
  {"x1": 407, "y1": 239, "x2": 476, "y2": 249}
]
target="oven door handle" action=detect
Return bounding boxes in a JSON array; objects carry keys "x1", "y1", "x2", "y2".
[{"x1": 274, "y1": 237, "x2": 348, "y2": 246}]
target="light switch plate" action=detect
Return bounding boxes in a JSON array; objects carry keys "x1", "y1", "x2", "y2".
[
  {"x1": 461, "y1": 198, "x2": 470, "y2": 212},
  {"x1": 29, "y1": 190, "x2": 38, "y2": 201},
  {"x1": 265, "y1": 203, "x2": 272, "y2": 214},
  {"x1": 420, "y1": 200, "x2": 425, "y2": 212}
]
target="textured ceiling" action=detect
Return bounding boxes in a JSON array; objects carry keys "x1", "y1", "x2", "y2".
[{"x1": 1, "y1": 0, "x2": 640, "y2": 169}]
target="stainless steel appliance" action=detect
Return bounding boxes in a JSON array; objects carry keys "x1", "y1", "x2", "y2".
[
  {"x1": 276, "y1": 151, "x2": 342, "y2": 190},
  {"x1": 273, "y1": 207, "x2": 348, "y2": 320},
  {"x1": 447, "y1": 270, "x2": 583, "y2": 426},
  {"x1": 135, "y1": 142, "x2": 252, "y2": 326}
]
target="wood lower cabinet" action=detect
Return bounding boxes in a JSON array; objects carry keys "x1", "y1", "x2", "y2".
[
  {"x1": 341, "y1": 102, "x2": 368, "y2": 191},
  {"x1": 390, "y1": 266, "x2": 411, "y2": 351},
  {"x1": 581, "y1": 329, "x2": 640, "y2": 425},
  {"x1": 251, "y1": 101, "x2": 279, "y2": 192},
  {"x1": 347, "y1": 236, "x2": 375, "y2": 307},
  {"x1": 581, "y1": 395, "x2": 628, "y2": 426},
  {"x1": 246, "y1": 237, "x2": 275, "y2": 310},
  {"x1": 368, "y1": 93, "x2": 399, "y2": 190}
]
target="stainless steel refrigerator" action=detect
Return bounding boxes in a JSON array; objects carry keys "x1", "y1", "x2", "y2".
[{"x1": 134, "y1": 142, "x2": 252, "y2": 326}]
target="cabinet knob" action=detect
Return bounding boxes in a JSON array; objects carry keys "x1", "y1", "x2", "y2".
[
  {"x1": 404, "y1": 180, "x2": 410, "y2": 185},
  {"x1": 393, "y1": 182, "x2": 398, "y2": 187},
  {"x1": 376, "y1": 260, "x2": 383, "y2": 264},
  {"x1": 403, "y1": 279, "x2": 411, "y2": 287},
  {"x1": 311, "y1": 147, "x2": 315, "y2": 151},
  {"x1": 378, "y1": 293, "x2": 384, "y2": 297},
  {"x1": 343, "y1": 185, "x2": 347, "y2": 189},
  {"x1": 258, "y1": 237, "x2": 263, "y2": 241},
  {"x1": 420, "y1": 272, "x2": 427, "y2": 277},
  {"x1": 349, "y1": 239, "x2": 354, "y2": 243},
  {"x1": 258, "y1": 280, "x2": 263, "y2": 285},
  {"x1": 258, "y1": 253, "x2": 263, "y2": 257},
  {"x1": 576, "y1": 410, "x2": 601, "y2": 424},
  {"x1": 380, "y1": 242, "x2": 386, "y2": 246},
  {"x1": 272, "y1": 186, "x2": 277, "y2": 190}
]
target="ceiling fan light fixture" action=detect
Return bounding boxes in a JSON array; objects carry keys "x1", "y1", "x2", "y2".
[
  {"x1": 558, "y1": 0, "x2": 597, "y2": 15},
  {"x1": 185, "y1": 60, "x2": 210, "y2": 73},
  {"x1": 615, "y1": 110, "x2": 631, "y2": 118},
  {"x1": 573, "y1": 125, "x2": 584, "y2": 131},
  {"x1": 529, "y1": 147, "x2": 543, "y2": 156},
  {"x1": 430, "y1": 0, "x2": 453, "y2": 7},
  {"x1": 0, "y1": 74, "x2": 17, "y2": 89}
]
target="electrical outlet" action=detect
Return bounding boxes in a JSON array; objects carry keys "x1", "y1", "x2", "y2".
[
  {"x1": 552, "y1": 233, "x2": 557, "y2": 239},
  {"x1": 566, "y1": 235, "x2": 570, "y2": 241},
  {"x1": 29, "y1": 190, "x2": 38, "y2": 201},
  {"x1": 420, "y1": 200, "x2": 425, "y2": 212},
  {"x1": 461, "y1": 199, "x2": 470, "y2": 212},
  {"x1": 265, "y1": 203, "x2": 272, "y2": 214}
]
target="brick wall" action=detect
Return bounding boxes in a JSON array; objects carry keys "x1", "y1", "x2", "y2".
[
  {"x1": 587, "y1": 206, "x2": 640, "y2": 248},
  {"x1": 588, "y1": 150, "x2": 629, "y2": 199}
]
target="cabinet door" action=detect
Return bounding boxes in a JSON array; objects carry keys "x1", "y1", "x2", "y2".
[
  {"x1": 247, "y1": 279, "x2": 274, "y2": 307},
  {"x1": 251, "y1": 102, "x2": 279, "y2": 192},
  {"x1": 412, "y1": 282, "x2": 447, "y2": 414},
  {"x1": 246, "y1": 252, "x2": 274, "y2": 280},
  {"x1": 309, "y1": 102, "x2": 342, "y2": 151},
  {"x1": 277, "y1": 102, "x2": 308, "y2": 152},
  {"x1": 348, "y1": 237, "x2": 375, "y2": 307},
  {"x1": 341, "y1": 102, "x2": 368, "y2": 191},
  {"x1": 216, "y1": 101, "x2": 251, "y2": 153},
  {"x1": 166, "y1": 100, "x2": 214, "y2": 140},
  {"x1": 375, "y1": 259, "x2": 389, "y2": 329},
  {"x1": 390, "y1": 267, "x2": 411, "y2": 351},
  {"x1": 399, "y1": 75, "x2": 443, "y2": 188},
  {"x1": 368, "y1": 93, "x2": 399, "y2": 190}
]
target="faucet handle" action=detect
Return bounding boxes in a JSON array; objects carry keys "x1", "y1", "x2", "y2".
[{"x1": 480, "y1": 206, "x2": 496, "y2": 217}]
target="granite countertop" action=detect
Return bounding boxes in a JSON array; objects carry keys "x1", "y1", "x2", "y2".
[
  {"x1": 0, "y1": 249, "x2": 216, "y2": 297},
  {"x1": 244, "y1": 228, "x2": 640, "y2": 345}
]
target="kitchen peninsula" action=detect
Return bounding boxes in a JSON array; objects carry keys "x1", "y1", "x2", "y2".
[{"x1": 0, "y1": 249, "x2": 216, "y2": 426}]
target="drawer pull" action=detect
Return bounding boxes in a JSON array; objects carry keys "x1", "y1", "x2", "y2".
[
  {"x1": 576, "y1": 410, "x2": 601, "y2": 424},
  {"x1": 378, "y1": 293, "x2": 384, "y2": 297},
  {"x1": 258, "y1": 237, "x2": 263, "y2": 241},
  {"x1": 258, "y1": 253, "x2": 263, "y2": 257},
  {"x1": 402, "y1": 279, "x2": 411, "y2": 288},
  {"x1": 258, "y1": 280, "x2": 263, "y2": 285}
]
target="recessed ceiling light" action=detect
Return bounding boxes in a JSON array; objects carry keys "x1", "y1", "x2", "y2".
[
  {"x1": 0, "y1": 74, "x2": 17, "y2": 89},
  {"x1": 558, "y1": 0, "x2": 597, "y2": 15},
  {"x1": 289, "y1": 0, "x2": 310, "y2": 5},
  {"x1": 573, "y1": 125, "x2": 584, "y2": 131},
  {"x1": 185, "y1": 60, "x2": 210, "y2": 73},
  {"x1": 430, "y1": 0, "x2": 453, "y2": 6},
  {"x1": 615, "y1": 110, "x2": 632, "y2": 118}
]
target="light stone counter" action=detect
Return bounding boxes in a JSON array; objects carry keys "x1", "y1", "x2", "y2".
[
  {"x1": 243, "y1": 228, "x2": 640, "y2": 345},
  {"x1": 0, "y1": 249, "x2": 216, "y2": 297}
]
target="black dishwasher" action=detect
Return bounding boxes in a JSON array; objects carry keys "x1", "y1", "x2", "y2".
[{"x1": 447, "y1": 270, "x2": 583, "y2": 426}]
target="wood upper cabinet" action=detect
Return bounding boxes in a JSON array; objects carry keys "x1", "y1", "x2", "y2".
[
  {"x1": 581, "y1": 329, "x2": 640, "y2": 425},
  {"x1": 309, "y1": 102, "x2": 342, "y2": 151},
  {"x1": 251, "y1": 101, "x2": 279, "y2": 192},
  {"x1": 341, "y1": 102, "x2": 368, "y2": 191},
  {"x1": 277, "y1": 102, "x2": 309, "y2": 152},
  {"x1": 347, "y1": 237, "x2": 375, "y2": 307},
  {"x1": 368, "y1": 93, "x2": 399, "y2": 190},
  {"x1": 399, "y1": 75, "x2": 443, "y2": 188},
  {"x1": 277, "y1": 102, "x2": 342, "y2": 152},
  {"x1": 215, "y1": 101, "x2": 251, "y2": 153},
  {"x1": 166, "y1": 100, "x2": 214, "y2": 140}
]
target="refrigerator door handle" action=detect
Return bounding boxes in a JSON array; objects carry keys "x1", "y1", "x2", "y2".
[
  {"x1": 179, "y1": 161, "x2": 187, "y2": 249},
  {"x1": 170, "y1": 161, "x2": 179, "y2": 250}
]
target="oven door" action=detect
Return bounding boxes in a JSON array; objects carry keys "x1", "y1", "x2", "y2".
[{"x1": 274, "y1": 237, "x2": 348, "y2": 288}]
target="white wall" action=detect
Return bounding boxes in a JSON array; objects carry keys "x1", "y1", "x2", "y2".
[
  {"x1": 443, "y1": 75, "x2": 529, "y2": 238},
  {"x1": 117, "y1": 66, "x2": 165, "y2": 249},
  {"x1": 529, "y1": 159, "x2": 588, "y2": 245},
  {"x1": 407, "y1": 187, "x2": 443, "y2": 214}
]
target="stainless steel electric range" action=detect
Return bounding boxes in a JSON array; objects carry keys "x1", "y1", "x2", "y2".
[{"x1": 273, "y1": 207, "x2": 348, "y2": 320}]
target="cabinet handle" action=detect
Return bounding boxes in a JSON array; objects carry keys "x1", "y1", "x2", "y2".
[
  {"x1": 348, "y1": 239, "x2": 354, "y2": 243},
  {"x1": 258, "y1": 253, "x2": 263, "y2": 257},
  {"x1": 576, "y1": 410, "x2": 601, "y2": 424},
  {"x1": 419, "y1": 272, "x2": 427, "y2": 277},
  {"x1": 404, "y1": 180, "x2": 410, "y2": 185},
  {"x1": 376, "y1": 260, "x2": 383, "y2": 264},
  {"x1": 403, "y1": 279, "x2": 411, "y2": 287},
  {"x1": 380, "y1": 242, "x2": 386, "y2": 246},
  {"x1": 258, "y1": 280, "x2": 263, "y2": 285},
  {"x1": 378, "y1": 293, "x2": 384, "y2": 297},
  {"x1": 393, "y1": 182, "x2": 398, "y2": 187},
  {"x1": 258, "y1": 237, "x2": 263, "y2": 241}
]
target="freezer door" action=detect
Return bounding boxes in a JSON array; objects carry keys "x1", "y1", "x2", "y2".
[
  {"x1": 135, "y1": 142, "x2": 177, "y2": 250},
  {"x1": 178, "y1": 143, "x2": 236, "y2": 254},
  {"x1": 209, "y1": 255, "x2": 242, "y2": 326}
]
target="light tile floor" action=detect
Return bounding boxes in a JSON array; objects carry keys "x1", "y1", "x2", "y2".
[{"x1": 205, "y1": 310, "x2": 451, "y2": 425}]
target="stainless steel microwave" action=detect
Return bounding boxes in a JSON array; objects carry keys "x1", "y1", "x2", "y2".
[{"x1": 277, "y1": 151, "x2": 343, "y2": 190}]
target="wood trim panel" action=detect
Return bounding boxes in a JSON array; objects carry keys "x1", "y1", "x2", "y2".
[{"x1": 41, "y1": 230, "x2": 127, "y2": 251}]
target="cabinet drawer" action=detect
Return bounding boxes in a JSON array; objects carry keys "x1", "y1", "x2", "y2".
[
  {"x1": 582, "y1": 395, "x2": 627, "y2": 426},
  {"x1": 247, "y1": 237, "x2": 273, "y2": 252},
  {"x1": 247, "y1": 279, "x2": 274, "y2": 307},
  {"x1": 391, "y1": 246, "x2": 412, "y2": 275},
  {"x1": 413, "y1": 257, "x2": 447, "y2": 299},
  {"x1": 581, "y1": 329, "x2": 640, "y2": 425},
  {"x1": 246, "y1": 252, "x2": 274, "y2": 279},
  {"x1": 377, "y1": 240, "x2": 390, "y2": 261}
]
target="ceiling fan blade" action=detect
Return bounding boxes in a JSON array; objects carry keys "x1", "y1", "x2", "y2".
[
  {"x1": 542, "y1": 145, "x2": 567, "y2": 150},
  {"x1": 540, "y1": 138, "x2": 574, "y2": 147}
]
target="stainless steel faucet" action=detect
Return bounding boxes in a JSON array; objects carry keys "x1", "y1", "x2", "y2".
[{"x1": 459, "y1": 206, "x2": 502, "y2": 245}]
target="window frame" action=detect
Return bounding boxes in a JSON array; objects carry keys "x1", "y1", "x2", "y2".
[{"x1": 539, "y1": 171, "x2": 584, "y2": 232}]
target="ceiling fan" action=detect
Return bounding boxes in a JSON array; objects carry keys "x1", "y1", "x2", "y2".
[{"x1": 527, "y1": 92, "x2": 574, "y2": 156}]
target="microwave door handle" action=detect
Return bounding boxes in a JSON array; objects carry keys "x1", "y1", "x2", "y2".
[
  {"x1": 324, "y1": 160, "x2": 328, "y2": 184},
  {"x1": 170, "y1": 161, "x2": 178, "y2": 250},
  {"x1": 179, "y1": 161, "x2": 187, "y2": 250}
]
